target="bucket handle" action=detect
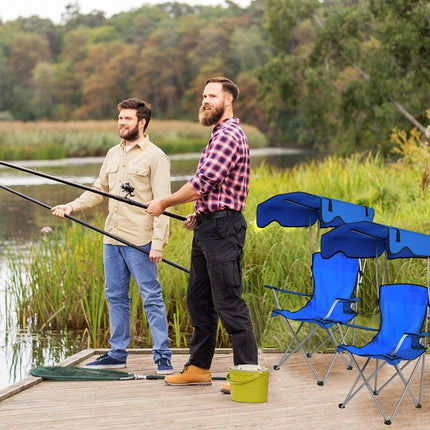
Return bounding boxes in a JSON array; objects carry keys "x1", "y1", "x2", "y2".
[{"x1": 226, "y1": 372, "x2": 263, "y2": 386}]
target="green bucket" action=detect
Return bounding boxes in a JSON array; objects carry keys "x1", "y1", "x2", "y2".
[{"x1": 226, "y1": 365, "x2": 269, "y2": 403}]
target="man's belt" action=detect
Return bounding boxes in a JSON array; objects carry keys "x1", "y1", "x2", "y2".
[{"x1": 197, "y1": 209, "x2": 240, "y2": 223}]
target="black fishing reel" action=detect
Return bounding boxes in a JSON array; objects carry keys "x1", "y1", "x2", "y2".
[{"x1": 121, "y1": 182, "x2": 135, "y2": 199}]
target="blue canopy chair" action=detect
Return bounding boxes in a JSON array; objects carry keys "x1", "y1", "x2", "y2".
[
  {"x1": 265, "y1": 251, "x2": 361, "y2": 385},
  {"x1": 258, "y1": 193, "x2": 375, "y2": 385},
  {"x1": 321, "y1": 221, "x2": 430, "y2": 425}
]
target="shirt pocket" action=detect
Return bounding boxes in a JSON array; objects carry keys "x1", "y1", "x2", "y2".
[
  {"x1": 127, "y1": 166, "x2": 150, "y2": 192},
  {"x1": 105, "y1": 163, "x2": 119, "y2": 189}
]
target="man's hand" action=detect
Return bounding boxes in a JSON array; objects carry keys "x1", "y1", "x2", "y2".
[
  {"x1": 149, "y1": 248, "x2": 163, "y2": 263},
  {"x1": 146, "y1": 199, "x2": 166, "y2": 217},
  {"x1": 183, "y1": 213, "x2": 198, "y2": 231},
  {"x1": 51, "y1": 204, "x2": 73, "y2": 219}
]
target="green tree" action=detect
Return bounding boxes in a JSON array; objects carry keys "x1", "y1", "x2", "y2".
[
  {"x1": 259, "y1": 0, "x2": 430, "y2": 153},
  {"x1": 74, "y1": 41, "x2": 139, "y2": 119},
  {"x1": 0, "y1": 49, "x2": 13, "y2": 115},
  {"x1": 31, "y1": 62, "x2": 56, "y2": 119},
  {"x1": 8, "y1": 33, "x2": 50, "y2": 82}
]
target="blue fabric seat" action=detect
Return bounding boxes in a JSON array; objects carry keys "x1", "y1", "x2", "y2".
[
  {"x1": 337, "y1": 283, "x2": 429, "y2": 425},
  {"x1": 266, "y1": 251, "x2": 361, "y2": 385}
]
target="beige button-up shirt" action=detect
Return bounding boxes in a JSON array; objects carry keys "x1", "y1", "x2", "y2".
[{"x1": 68, "y1": 135, "x2": 170, "y2": 251}]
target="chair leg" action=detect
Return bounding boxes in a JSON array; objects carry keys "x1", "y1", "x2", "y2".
[
  {"x1": 277, "y1": 318, "x2": 325, "y2": 383},
  {"x1": 339, "y1": 352, "x2": 426, "y2": 425},
  {"x1": 274, "y1": 321, "x2": 306, "y2": 369},
  {"x1": 339, "y1": 355, "x2": 391, "y2": 423},
  {"x1": 277, "y1": 317, "x2": 348, "y2": 385},
  {"x1": 418, "y1": 352, "x2": 426, "y2": 407}
]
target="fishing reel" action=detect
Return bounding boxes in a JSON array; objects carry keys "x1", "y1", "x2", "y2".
[{"x1": 120, "y1": 182, "x2": 135, "y2": 199}]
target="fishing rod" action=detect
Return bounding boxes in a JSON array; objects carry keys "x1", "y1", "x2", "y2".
[
  {"x1": 1, "y1": 185, "x2": 190, "y2": 274},
  {"x1": 0, "y1": 160, "x2": 186, "y2": 221}
]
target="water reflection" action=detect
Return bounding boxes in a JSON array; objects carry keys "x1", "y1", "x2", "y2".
[
  {"x1": 0, "y1": 329, "x2": 82, "y2": 389},
  {"x1": 0, "y1": 148, "x2": 312, "y2": 390}
]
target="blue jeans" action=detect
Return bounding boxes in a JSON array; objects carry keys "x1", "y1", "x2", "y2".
[{"x1": 103, "y1": 243, "x2": 171, "y2": 363}]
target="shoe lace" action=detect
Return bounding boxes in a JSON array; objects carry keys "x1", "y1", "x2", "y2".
[
  {"x1": 180, "y1": 362, "x2": 191, "y2": 374},
  {"x1": 96, "y1": 353, "x2": 110, "y2": 362}
]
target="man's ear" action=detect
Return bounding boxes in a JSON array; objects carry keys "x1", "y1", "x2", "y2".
[{"x1": 139, "y1": 118, "x2": 146, "y2": 130}]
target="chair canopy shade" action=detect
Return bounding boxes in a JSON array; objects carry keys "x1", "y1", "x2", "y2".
[
  {"x1": 256, "y1": 192, "x2": 374, "y2": 228},
  {"x1": 321, "y1": 221, "x2": 430, "y2": 259}
]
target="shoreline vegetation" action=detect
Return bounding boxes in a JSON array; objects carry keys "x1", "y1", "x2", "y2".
[
  {"x1": 6, "y1": 151, "x2": 430, "y2": 352},
  {"x1": 0, "y1": 120, "x2": 269, "y2": 161}
]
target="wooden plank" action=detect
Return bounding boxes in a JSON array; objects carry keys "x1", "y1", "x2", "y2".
[{"x1": 0, "y1": 350, "x2": 429, "y2": 429}]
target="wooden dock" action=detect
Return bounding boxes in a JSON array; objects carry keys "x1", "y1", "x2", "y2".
[{"x1": 0, "y1": 349, "x2": 429, "y2": 429}]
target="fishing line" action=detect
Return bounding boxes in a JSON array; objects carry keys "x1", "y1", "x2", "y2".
[
  {"x1": 1, "y1": 184, "x2": 190, "y2": 274},
  {"x1": 0, "y1": 160, "x2": 186, "y2": 221}
]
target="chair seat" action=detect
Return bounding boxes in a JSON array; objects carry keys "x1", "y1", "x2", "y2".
[
  {"x1": 273, "y1": 307, "x2": 356, "y2": 329},
  {"x1": 338, "y1": 342, "x2": 426, "y2": 365}
]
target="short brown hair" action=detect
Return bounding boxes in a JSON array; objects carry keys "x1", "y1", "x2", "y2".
[
  {"x1": 206, "y1": 77, "x2": 239, "y2": 102},
  {"x1": 117, "y1": 98, "x2": 152, "y2": 131}
]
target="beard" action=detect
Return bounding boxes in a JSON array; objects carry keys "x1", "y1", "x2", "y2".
[
  {"x1": 119, "y1": 123, "x2": 140, "y2": 142},
  {"x1": 199, "y1": 103, "x2": 225, "y2": 127}
]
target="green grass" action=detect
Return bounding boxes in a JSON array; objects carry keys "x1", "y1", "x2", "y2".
[{"x1": 6, "y1": 153, "x2": 430, "y2": 351}]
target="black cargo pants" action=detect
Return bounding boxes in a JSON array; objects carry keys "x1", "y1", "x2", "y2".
[{"x1": 187, "y1": 210, "x2": 258, "y2": 369}]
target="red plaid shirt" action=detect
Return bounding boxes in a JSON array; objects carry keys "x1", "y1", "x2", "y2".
[{"x1": 189, "y1": 117, "x2": 250, "y2": 214}]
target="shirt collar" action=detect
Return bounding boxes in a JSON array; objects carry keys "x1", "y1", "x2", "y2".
[
  {"x1": 212, "y1": 117, "x2": 240, "y2": 133},
  {"x1": 121, "y1": 134, "x2": 149, "y2": 151}
]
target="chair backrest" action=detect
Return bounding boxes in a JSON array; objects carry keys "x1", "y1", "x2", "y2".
[
  {"x1": 376, "y1": 283, "x2": 429, "y2": 350},
  {"x1": 309, "y1": 252, "x2": 360, "y2": 312}
]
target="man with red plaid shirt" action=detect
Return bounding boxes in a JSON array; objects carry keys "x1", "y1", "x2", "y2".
[{"x1": 146, "y1": 77, "x2": 258, "y2": 388}]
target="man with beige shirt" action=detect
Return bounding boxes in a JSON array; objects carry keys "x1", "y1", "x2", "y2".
[{"x1": 51, "y1": 98, "x2": 173, "y2": 374}]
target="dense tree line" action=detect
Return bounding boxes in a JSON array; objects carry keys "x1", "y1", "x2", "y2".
[
  {"x1": 1, "y1": 0, "x2": 429, "y2": 152},
  {"x1": 0, "y1": 1, "x2": 271, "y2": 132},
  {"x1": 259, "y1": 0, "x2": 430, "y2": 153}
]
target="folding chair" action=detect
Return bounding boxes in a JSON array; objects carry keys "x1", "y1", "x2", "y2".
[
  {"x1": 265, "y1": 251, "x2": 361, "y2": 385},
  {"x1": 337, "y1": 283, "x2": 429, "y2": 425}
]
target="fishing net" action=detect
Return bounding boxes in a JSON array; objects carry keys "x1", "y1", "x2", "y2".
[{"x1": 30, "y1": 366, "x2": 140, "y2": 381}]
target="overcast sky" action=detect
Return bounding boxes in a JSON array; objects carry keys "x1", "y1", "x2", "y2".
[{"x1": 1, "y1": 0, "x2": 252, "y2": 23}]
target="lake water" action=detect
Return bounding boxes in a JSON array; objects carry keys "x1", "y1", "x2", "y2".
[{"x1": 0, "y1": 147, "x2": 312, "y2": 389}]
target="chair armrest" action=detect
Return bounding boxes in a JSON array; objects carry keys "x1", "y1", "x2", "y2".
[
  {"x1": 264, "y1": 285, "x2": 312, "y2": 297},
  {"x1": 343, "y1": 323, "x2": 378, "y2": 331},
  {"x1": 323, "y1": 297, "x2": 359, "y2": 320},
  {"x1": 391, "y1": 332, "x2": 429, "y2": 355},
  {"x1": 265, "y1": 284, "x2": 312, "y2": 311},
  {"x1": 337, "y1": 297, "x2": 359, "y2": 303}
]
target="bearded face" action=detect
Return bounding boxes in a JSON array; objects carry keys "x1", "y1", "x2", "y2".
[
  {"x1": 118, "y1": 121, "x2": 140, "y2": 141},
  {"x1": 199, "y1": 99, "x2": 226, "y2": 127}
]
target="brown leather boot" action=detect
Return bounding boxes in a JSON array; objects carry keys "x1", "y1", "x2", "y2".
[
  {"x1": 164, "y1": 362, "x2": 212, "y2": 385},
  {"x1": 220, "y1": 382, "x2": 231, "y2": 394}
]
